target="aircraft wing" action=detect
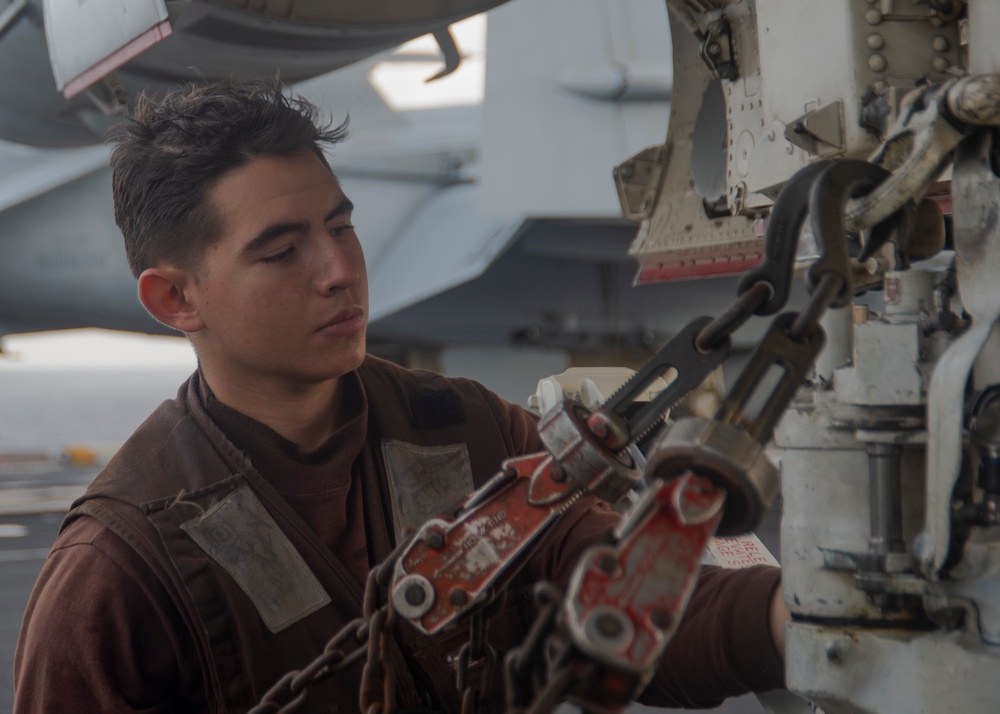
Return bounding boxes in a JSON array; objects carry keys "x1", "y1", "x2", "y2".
[
  {"x1": 0, "y1": 143, "x2": 109, "y2": 214},
  {"x1": 367, "y1": 183, "x2": 524, "y2": 322},
  {"x1": 0, "y1": 0, "x2": 506, "y2": 147}
]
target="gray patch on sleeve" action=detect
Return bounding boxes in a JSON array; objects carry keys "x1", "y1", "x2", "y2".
[
  {"x1": 381, "y1": 440, "x2": 474, "y2": 540},
  {"x1": 181, "y1": 484, "x2": 331, "y2": 633}
]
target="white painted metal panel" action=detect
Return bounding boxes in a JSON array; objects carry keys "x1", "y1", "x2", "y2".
[
  {"x1": 44, "y1": 0, "x2": 170, "y2": 97},
  {"x1": 367, "y1": 183, "x2": 523, "y2": 321},
  {"x1": 480, "y1": 0, "x2": 671, "y2": 216},
  {"x1": 0, "y1": 142, "x2": 109, "y2": 214}
]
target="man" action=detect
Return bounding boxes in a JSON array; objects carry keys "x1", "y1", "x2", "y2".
[{"x1": 15, "y1": 81, "x2": 787, "y2": 713}]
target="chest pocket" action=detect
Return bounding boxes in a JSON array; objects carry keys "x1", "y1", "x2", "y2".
[
  {"x1": 381, "y1": 440, "x2": 474, "y2": 540},
  {"x1": 179, "y1": 483, "x2": 332, "y2": 633}
]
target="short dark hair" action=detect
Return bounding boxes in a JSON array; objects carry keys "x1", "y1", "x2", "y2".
[{"x1": 108, "y1": 79, "x2": 349, "y2": 278}]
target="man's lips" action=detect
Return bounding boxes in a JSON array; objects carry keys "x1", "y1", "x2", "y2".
[{"x1": 317, "y1": 307, "x2": 365, "y2": 335}]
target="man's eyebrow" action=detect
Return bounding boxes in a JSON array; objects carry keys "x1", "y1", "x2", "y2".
[
  {"x1": 241, "y1": 221, "x2": 308, "y2": 256},
  {"x1": 326, "y1": 198, "x2": 354, "y2": 222},
  {"x1": 241, "y1": 198, "x2": 355, "y2": 256}
]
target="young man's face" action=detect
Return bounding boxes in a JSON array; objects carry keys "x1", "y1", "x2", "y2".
[{"x1": 185, "y1": 150, "x2": 368, "y2": 389}]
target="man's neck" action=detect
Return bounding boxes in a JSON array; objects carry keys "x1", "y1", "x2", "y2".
[{"x1": 200, "y1": 367, "x2": 348, "y2": 452}]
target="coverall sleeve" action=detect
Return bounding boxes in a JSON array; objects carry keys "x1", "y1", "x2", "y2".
[
  {"x1": 14, "y1": 516, "x2": 201, "y2": 714},
  {"x1": 526, "y1": 488, "x2": 785, "y2": 709},
  {"x1": 487, "y1": 389, "x2": 786, "y2": 707}
]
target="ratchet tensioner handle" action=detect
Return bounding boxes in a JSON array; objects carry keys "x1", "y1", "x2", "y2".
[
  {"x1": 391, "y1": 319, "x2": 732, "y2": 635},
  {"x1": 557, "y1": 473, "x2": 725, "y2": 712}
]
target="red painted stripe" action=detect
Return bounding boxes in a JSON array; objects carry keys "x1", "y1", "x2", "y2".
[
  {"x1": 62, "y1": 20, "x2": 172, "y2": 99},
  {"x1": 636, "y1": 253, "x2": 763, "y2": 285}
]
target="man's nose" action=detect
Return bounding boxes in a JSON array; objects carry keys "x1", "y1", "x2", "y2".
[{"x1": 315, "y1": 236, "x2": 360, "y2": 294}]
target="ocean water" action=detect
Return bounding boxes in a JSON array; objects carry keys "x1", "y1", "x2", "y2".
[{"x1": 0, "y1": 368, "x2": 196, "y2": 457}]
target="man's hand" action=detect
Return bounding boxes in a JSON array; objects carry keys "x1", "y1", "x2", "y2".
[{"x1": 769, "y1": 584, "x2": 789, "y2": 659}]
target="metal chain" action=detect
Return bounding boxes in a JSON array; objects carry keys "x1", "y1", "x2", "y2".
[
  {"x1": 517, "y1": 635, "x2": 594, "y2": 714},
  {"x1": 523, "y1": 664, "x2": 579, "y2": 714},
  {"x1": 359, "y1": 607, "x2": 393, "y2": 714},
  {"x1": 504, "y1": 584, "x2": 565, "y2": 713},
  {"x1": 250, "y1": 546, "x2": 406, "y2": 714},
  {"x1": 248, "y1": 616, "x2": 370, "y2": 714},
  {"x1": 694, "y1": 281, "x2": 773, "y2": 352},
  {"x1": 790, "y1": 272, "x2": 844, "y2": 341},
  {"x1": 456, "y1": 611, "x2": 498, "y2": 714}
]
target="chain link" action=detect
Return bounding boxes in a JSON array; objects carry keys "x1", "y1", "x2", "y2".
[
  {"x1": 455, "y1": 612, "x2": 498, "y2": 714},
  {"x1": 520, "y1": 638, "x2": 591, "y2": 714},
  {"x1": 790, "y1": 272, "x2": 844, "y2": 341},
  {"x1": 248, "y1": 617, "x2": 370, "y2": 714},
  {"x1": 504, "y1": 584, "x2": 564, "y2": 713},
  {"x1": 360, "y1": 607, "x2": 391, "y2": 714},
  {"x1": 694, "y1": 281, "x2": 773, "y2": 353},
  {"x1": 249, "y1": 545, "x2": 407, "y2": 714}
]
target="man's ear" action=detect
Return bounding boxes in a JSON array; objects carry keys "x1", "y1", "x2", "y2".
[{"x1": 137, "y1": 266, "x2": 206, "y2": 333}]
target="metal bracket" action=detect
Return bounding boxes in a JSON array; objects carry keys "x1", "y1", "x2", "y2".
[
  {"x1": 784, "y1": 101, "x2": 845, "y2": 157},
  {"x1": 919, "y1": 129, "x2": 1000, "y2": 579},
  {"x1": 613, "y1": 146, "x2": 666, "y2": 220},
  {"x1": 846, "y1": 81, "x2": 968, "y2": 231},
  {"x1": 0, "y1": 0, "x2": 28, "y2": 42},
  {"x1": 83, "y1": 71, "x2": 127, "y2": 116},
  {"x1": 699, "y1": 18, "x2": 738, "y2": 81},
  {"x1": 427, "y1": 25, "x2": 461, "y2": 82}
]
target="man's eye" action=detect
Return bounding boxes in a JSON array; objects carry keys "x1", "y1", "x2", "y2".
[
  {"x1": 260, "y1": 247, "x2": 294, "y2": 263},
  {"x1": 329, "y1": 224, "x2": 355, "y2": 237}
]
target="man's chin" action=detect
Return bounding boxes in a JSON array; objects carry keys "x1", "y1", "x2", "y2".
[
  {"x1": 344, "y1": 347, "x2": 367, "y2": 374},
  {"x1": 321, "y1": 344, "x2": 366, "y2": 380}
]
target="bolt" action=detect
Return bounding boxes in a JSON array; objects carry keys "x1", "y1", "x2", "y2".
[
  {"x1": 708, "y1": 42, "x2": 722, "y2": 57},
  {"x1": 550, "y1": 465, "x2": 566, "y2": 482},
  {"x1": 595, "y1": 612, "x2": 625, "y2": 639},
  {"x1": 588, "y1": 419, "x2": 609, "y2": 439},
  {"x1": 450, "y1": 589, "x2": 469, "y2": 608},
  {"x1": 598, "y1": 554, "x2": 618, "y2": 575},
  {"x1": 405, "y1": 584, "x2": 427, "y2": 607},
  {"x1": 933, "y1": 56, "x2": 950, "y2": 72},
  {"x1": 867, "y1": 33, "x2": 885, "y2": 50},
  {"x1": 872, "y1": 80, "x2": 888, "y2": 95},
  {"x1": 932, "y1": 36, "x2": 950, "y2": 52},
  {"x1": 865, "y1": 8, "x2": 883, "y2": 24},
  {"x1": 427, "y1": 531, "x2": 446, "y2": 550},
  {"x1": 826, "y1": 644, "x2": 843, "y2": 664},
  {"x1": 868, "y1": 53, "x2": 887, "y2": 72},
  {"x1": 649, "y1": 609, "x2": 673, "y2": 630}
]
